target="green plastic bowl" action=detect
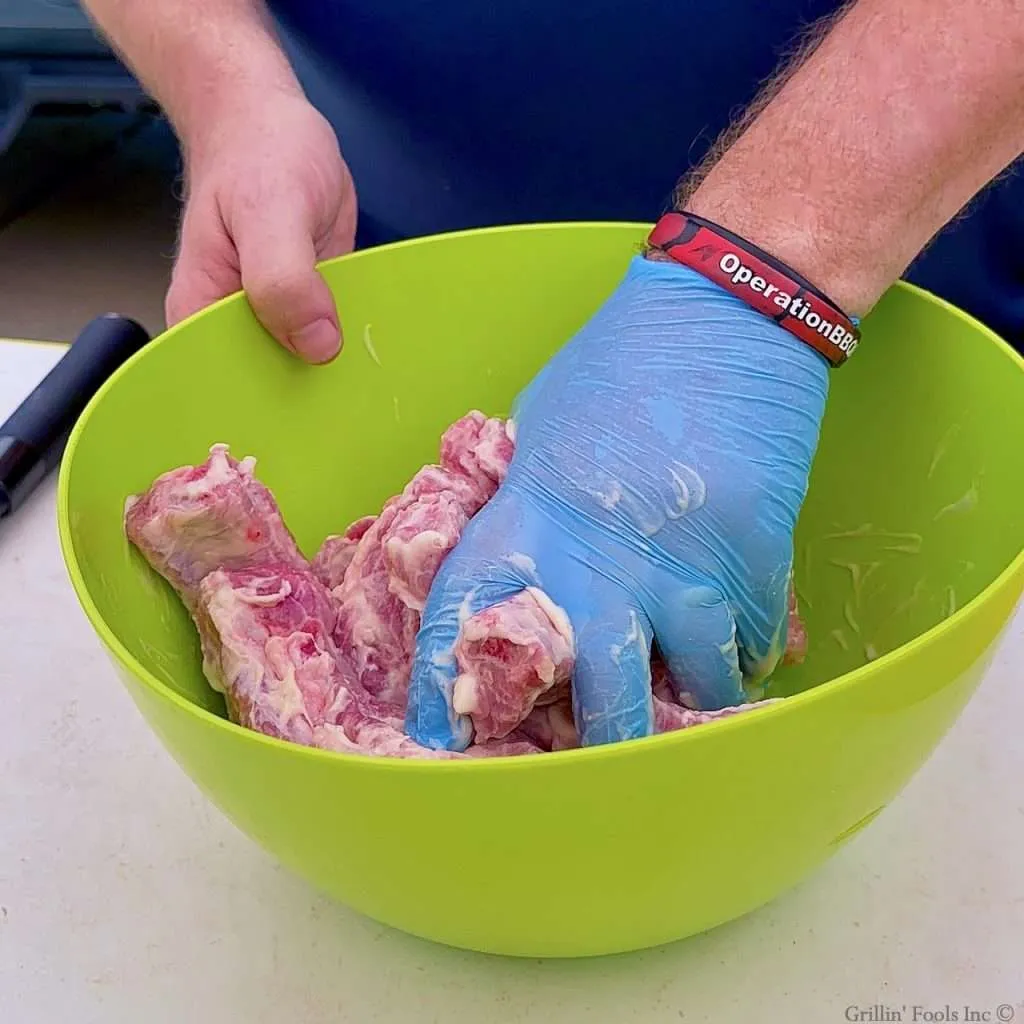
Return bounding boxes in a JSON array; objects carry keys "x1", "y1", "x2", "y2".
[{"x1": 59, "y1": 223, "x2": 1023, "y2": 957}]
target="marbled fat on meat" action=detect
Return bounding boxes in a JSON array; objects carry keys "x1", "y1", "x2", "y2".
[
  {"x1": 312, "y1": 516, "x2": 376, "y2": 590},
  {"x1": 327, "y1": 413, "x2": 515, "y2": 708},
  {"x1": 124, "y1": 444, "x2": 306, "y2": 608},
  {"x1": 123, "y1": 445, "x2": 469, "y2": 757},
  {"x1": 195, "y1": 565, "x2": 537, "y2": 758},
  {"x1": 127, "y1": 414, "x2": 805, "y2": 758},
  {"x1": 196, "y1": 566, "x2": 342, "y2": 744},
  {"x1": 452, "y1": 589, "x2": 576, "y2": 742}
]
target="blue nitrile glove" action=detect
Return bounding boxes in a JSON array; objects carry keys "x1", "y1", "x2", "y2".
[{"x1": 406, "y1": 255, "x2": 829, "y2": 750}]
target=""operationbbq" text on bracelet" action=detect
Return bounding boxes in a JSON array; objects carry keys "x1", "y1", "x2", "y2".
[{"x1": 648, "y1": 211, "x2": 860, "y2": 367}]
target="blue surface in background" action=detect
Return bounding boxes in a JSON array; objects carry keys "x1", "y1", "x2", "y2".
[
  {"x1": 0, "y1": 2, "x2": 144, "y2": 154},
  {"x1": 2, "y1": 0, "x2": 1021, "y2": 348},
  {"x1": 270, "y1": 0, "x2": 1024, "y2": 348},
  {"x1": 0, "y1": 0, "x2": 106, "y2": 57}
]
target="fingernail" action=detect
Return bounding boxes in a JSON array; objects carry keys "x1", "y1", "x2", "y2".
[{"x1": 289, "y1": 318, "x2": 341, "y2": 364}]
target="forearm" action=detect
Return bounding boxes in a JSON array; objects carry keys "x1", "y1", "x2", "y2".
[
  {"x1": 81, "y1": 0, "x2": 300, "y2": 154},
  {"x1": 679, "y1": 0, "x2": 1024, "y2": 316}
]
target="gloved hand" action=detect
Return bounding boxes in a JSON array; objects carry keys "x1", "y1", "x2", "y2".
[{"x1": 406, "y1": 255, "x2": 829, "y2": 750}]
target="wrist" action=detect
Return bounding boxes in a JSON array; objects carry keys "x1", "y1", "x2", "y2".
[
  {"x1": 646, "y1": 216, "x2": 860, "y2": 367},
  {"x1": 181, "y1": 76, "x2": 304, "y2": 171},
  {"x1": 684, "y1": 182, "x2": 887, "y2": 318},
  {"x1": 157, "y1": 36, "x2": 303, "y2": 166}
]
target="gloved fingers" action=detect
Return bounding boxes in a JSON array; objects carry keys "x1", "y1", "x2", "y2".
[
  {"x1": 648, "y1": 577, "x2": 746, "y2": 712},
  {"x1": 405, "y1": 495, "x2": 538, "y2": 751},
  {"x1": 554, "y1": 574, "x2": 656, "y2": 747},
  {"x1": 731, "y1": 561, "x2": 793, "y2": 685}
]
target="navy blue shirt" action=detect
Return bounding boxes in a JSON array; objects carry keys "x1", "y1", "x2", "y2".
[{"x1": 270, "y1": 0, "x2": 1024, "y2": 348}]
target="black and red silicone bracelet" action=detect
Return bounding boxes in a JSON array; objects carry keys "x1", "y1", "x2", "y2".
[{"x1": 647, "y1": 211, "x2": 860, "y2": 367}]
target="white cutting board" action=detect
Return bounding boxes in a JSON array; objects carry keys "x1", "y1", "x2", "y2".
[{"x1": 0, "y1": 337, "x2": 66, "y2": 420}]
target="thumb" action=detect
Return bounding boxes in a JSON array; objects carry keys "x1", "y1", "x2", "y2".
[{"x1": 232, "y1": 195, "x2": 342, "y2": 364}]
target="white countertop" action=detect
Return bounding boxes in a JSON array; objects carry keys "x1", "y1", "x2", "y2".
[{"x1": 1, "y1": 339, "x2": 1022, "y2": 1024}]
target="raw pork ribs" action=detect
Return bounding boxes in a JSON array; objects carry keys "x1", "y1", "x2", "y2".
[{"x1": 125, "y1": 413, "x2": 804, "y2": 758}]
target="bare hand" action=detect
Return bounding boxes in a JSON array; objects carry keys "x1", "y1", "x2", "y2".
[{"x1": 166, "y1": 91, "x2": 357, "y2": 363}]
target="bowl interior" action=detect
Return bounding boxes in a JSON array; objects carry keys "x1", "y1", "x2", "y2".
[{"x1": 61, "y1": 223, "x2": 1024, "y2": 717}]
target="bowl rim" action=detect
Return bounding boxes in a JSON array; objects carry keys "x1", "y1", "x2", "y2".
[{"x1": 56, "y1": 221, "x2": 1024, "y2": 773}]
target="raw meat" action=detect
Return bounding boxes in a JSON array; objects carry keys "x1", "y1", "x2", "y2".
[
  {"x1": 452, "y1": 588, "x2": 576, "y2": 742},
  {"x1": 516, "y1": 698, "x2": 580, "y2": 752},
  {"x1": 126, "y1": 412, "x2": 805, "y2": 759},
  {"x1": 123, "y1": 423, "x2": 540, "y2": 761},
  {"x1": 650, "y1": 661, "x2": 767, "y2": 731},
  {"x1": 783, "y1": 592, "x2": 808, "y2": 665},
  {"x1": 312, "y1": 516, "x2": 376, "y2": 590},
  {"x1": 315, "y1": 693, "x2": 540, "y2": 760},
  {"x1": 513, "y1": 663, "x2": 772, "y2": 754},
  {"x1": 198, "y1": 561, "x2": 537, "y2": 757},
  {"x1": 195, "y1": 565, "x2": 342, "y2": 744},
  {"x1": 445, "y1": 563, "x2": 802, "y2": 748},
  {"x1": 438, "y1": 412, "x2": 515, "y2": 495},
  {"x1": 125, "y1": 444, "x2": 305, "y2": 610},
  {"x1": 326, "y1": 412, "x2": 514, "y2": 708}
]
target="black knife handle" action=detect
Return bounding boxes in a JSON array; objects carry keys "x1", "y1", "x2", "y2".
[{"x1": 0, "y1": 314, "x2": 151, "y2": 517}]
